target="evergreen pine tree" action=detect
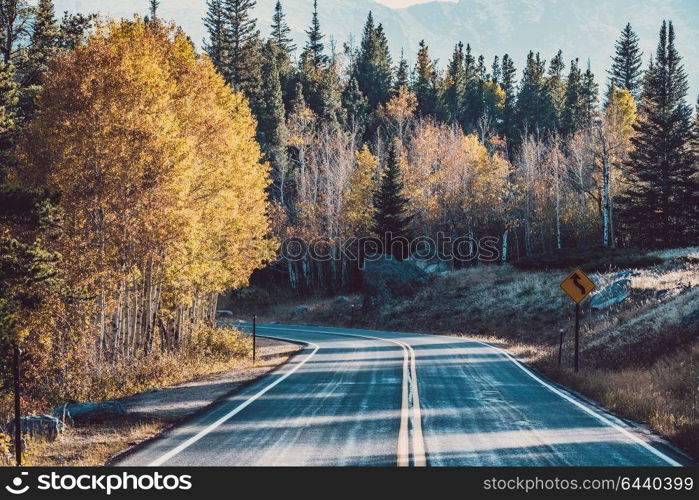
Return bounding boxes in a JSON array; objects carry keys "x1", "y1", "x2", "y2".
[
  {"x1": 516, "y1": 51, "x2": 553, "y2": 135},
  {"x1": 500, "y1": 53, "x2": 517, "y2": 152},
  {"x1": 561, "y1": 58, "x2": 583, "y2": 135},
  {"x1": 0, "y1": 61, "x2": 18, "y2": 181},
  {"x1": 491, "y1": 55, "x2": 501, "y2": 84},
  {"x1": 545, "y1": 49, "x2": 566, "y2": 130},
  {"x1": 374, "y1": 139, "x2": 412, "y2": 259},
  {"x1": 606, "y1": 22, "x2": 643, "y2": 102},
  {"x1": 204, "y1": 0, "x2": 228, "y2": 72},
  {"x1": 257, "y1": 41, "x2": 286, "y2": 151},
  {"x1": 694, "y1": 96, "x2": 699, "y2": 159},
  {"x1": 0, "y1": 61, "x2": 17, "y2": 134},
  {"x1": 620, "y1": 21, "x2": 696, "y2": 247},
  {"x1": 693, "y1": 96, "x2": 699, "y2": 191},
  {"x1": 393, "y1": 49, "x2": 409, "y2": 93},
  {"x1": 289, "y1": 81, "x2": 306, "y2": 113},
  {"x1": 271, "y1": 0, "x2": 295, "y2": 54},
  {"x1": 444, "y1": 42, "x2": 465, "y2": 125},
  {"x1": 302, "y1": 0, "x2": 328, "y2": 70},
  {"x1": 0, "y1": 186, "x2": 62, "y2": 349},
  {"x1": 149, "y1": 0, "x2": 160, "y2": 20},
  {"x1": 412, "y1": 40, "x2": 438, "y2": 117},
  {"x1": 353, "y1": 12, "x2": 393, "y2": 110},
  {"x1": 257, "y1": 41, "x2": 289, "y2": 202},
  {"x1": 23, "y1": 0, "x2": 59, "y2": 87},
  {"x1": 461, "y1": 46, "x2": 487, "y2": 132},
  {"x1": 56, "y1": 12, "x2": 94, "y2": 51},
  {"x1": 342, "y1": 74, "x2": 369, "y2": 131},
  {"x1": 581, "y1": 60, "x2": 599, "y2": 128},
  {"x1": 316, "y1": 60, "x2": 345, "y2": 129},
  {"x1": 297, "y1": 9, "x2": 343, "y2": 127},
  {"x1": 222, "y1": 0, "x2": 261, "y2": 99}
]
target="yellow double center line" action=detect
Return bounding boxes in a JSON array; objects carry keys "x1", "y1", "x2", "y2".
[{"x1": 257, "y1": 325, "x2": 426, "y2": 467}]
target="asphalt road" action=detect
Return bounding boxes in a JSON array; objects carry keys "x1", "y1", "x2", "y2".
[{"x1": 117, "y1": 324, "x2": 685, "y2": 466}]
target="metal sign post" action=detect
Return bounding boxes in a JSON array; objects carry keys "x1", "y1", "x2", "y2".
[
  {"x1": 574, "y1": 303, "x2": 580, "y2": 372},
  {"x1": 13, "y1": 343, "x2": 21, "y2": 466},
  {"x1": 560, "y1": 268, "x2": 596, "y2": 372},
  {"x1": 557, "y1": 328, "x2": 564, "y2": 367},
  {"x1": 252, "y1": 315, "x2": 256, "y2": 365}
]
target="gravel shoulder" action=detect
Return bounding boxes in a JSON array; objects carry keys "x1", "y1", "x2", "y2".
[
  {"x1": 28, "y1": 337, "x2": 303, "y2": 466},
  {"x1": 121, "y1": 337, "x2": 301, "y2": 422}
]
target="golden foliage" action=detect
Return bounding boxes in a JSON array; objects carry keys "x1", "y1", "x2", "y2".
[
  {"x1": 16, "y1": 18, "x2": 274, "y2": 309},
  {"x1": 343, "y1": 145, "x2": 379, "y2": 236},
  {"x1": 404, "y1": 120, "x2": 510, "y2": 236},
  {"x1": 381, "y1": 86, "x2": 417, "y2": 140},
  {"x1": 3, "y1": 19, "x2": 273, "y2": 419},
  {"x1": 606, "y1": 87, "x2": 637, "y2": 140}
]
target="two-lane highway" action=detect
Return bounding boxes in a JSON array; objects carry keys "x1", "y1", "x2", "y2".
[{"x1": 116, "y1": 323, "x2": 684, "y2": 467}]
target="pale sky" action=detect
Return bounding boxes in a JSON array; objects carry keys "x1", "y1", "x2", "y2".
[{"x1": 374, "y1": 0, "x2": 458, "y2": 7}]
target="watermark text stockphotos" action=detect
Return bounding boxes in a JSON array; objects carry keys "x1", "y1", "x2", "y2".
[
  {"x1": 5, "y1": 472, "x2": 192, "y2": 496},
  {"x1": 280, "y1": 232, "x2": 501, "y2": 268}
]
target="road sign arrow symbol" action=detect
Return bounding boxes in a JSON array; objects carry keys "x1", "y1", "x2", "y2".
[{"x1": 571, "y1": 273, "x2": 587, "y2": 295}]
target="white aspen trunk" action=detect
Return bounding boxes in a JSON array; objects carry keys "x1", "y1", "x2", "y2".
[
  {"x1": 95, "y1": 204, "x2": 106, "y2": 369},
  {"x1": 603, "y1": 156, "x2": 610, "y2": 247},
  {"x1": 468, "y1": 223, "x2": 475, "y2": 264},
  {"x1": 131, "y1": 279, "x2": 139, "y2": 357},
  {"x1": 176, "y1": 304, "x2": 183, "y2": 349},
  {"x1": 501, "y1": 229, "x2": 508, "y2": 263},
  {"x1": 288, "y1": 259, "x2": 298, "y2": 289},
  {"x1": 144, "y1": 261, "x2": 153, "y2": 354},
  {"x1": 153, "y1": 279, "x2": 162, "y2": 351},
  {"x1": 98, "y1": 291, "x2": 105, "y2": 366},
  {"x1": 555, "y1": 160, "x2": 561, "y2": 250},
  {"x1": 341, "y1": 252, "x2": 347, "y2": 289},
  {"x1": 302, "y1": 257, "x2": 310, "y2": 290},
  {"x1": 524, "y1": 192, "x2": 532, "y2": 256},
  {"x1": 609, "y1": 197, "x2": 615, "y2": 248},
  {"x1": 279, "y1": 167, "x2": 285, "y2": 206},
  {"x1": 112, "y1": 290, "x2": 121, "y2": 362},
  {"x1": 123, "y1": 286, "x2": 130, "y2": 359}
]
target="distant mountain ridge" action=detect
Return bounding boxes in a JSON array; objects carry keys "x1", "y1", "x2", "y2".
[{"x1": 55, "y1": 0, "x2": 699, "y2": 100}]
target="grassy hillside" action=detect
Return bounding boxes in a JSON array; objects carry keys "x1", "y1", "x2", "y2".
[{"x1": 261, "y1": 247, "x2": 699, "y2": 458}]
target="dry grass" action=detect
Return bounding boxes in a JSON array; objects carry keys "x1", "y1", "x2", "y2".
[
  {"x1": 547, "y1": 342, "x2": 699, "y2": 456},
  {"x1": 272, "y1": 246, "x2": 699, "y2": 458},
  {"x1": 24, "y1": 419, "x2": 166, "y2": 466},
  {"x1": 7, "y1": 338, "x2": 301, "y2": 466},
  {"x1": 0, "y1": 328, "x2": 303, "y2": 466},
  {"x1": 0, "y1": 326, "x2": 253, "y2": 421}
]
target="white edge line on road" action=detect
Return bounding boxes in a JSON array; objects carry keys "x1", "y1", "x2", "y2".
[
  {"x1": 256, "y1": 325, "x2": 423, "y2": 467},
  {"x1": 147, "y1": 341, "x2": 320, "y2": 467},
  {"x1": 258, "y1": 324, "x2": 681, "y2": 467},
  {"x1": 469, "y1": 338, "x2": 682, "y2": 467}
]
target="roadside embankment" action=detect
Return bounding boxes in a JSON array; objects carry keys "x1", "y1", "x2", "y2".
[{"x1": 16, "y1": 337, "x2": 301, "y2": 466}]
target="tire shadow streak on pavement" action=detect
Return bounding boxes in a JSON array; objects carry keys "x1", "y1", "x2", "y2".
[{"x1": 115, "y1": 324, "x2": 688, "y2": 467}]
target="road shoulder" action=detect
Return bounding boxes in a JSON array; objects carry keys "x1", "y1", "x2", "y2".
[{"x1": 27, "y1": 337, "x2": 303, "y2": 466}]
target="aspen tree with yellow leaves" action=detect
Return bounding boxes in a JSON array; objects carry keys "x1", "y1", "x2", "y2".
[
  {"x1": 596, "y1": 88, "x2": 637, "y2": 247},
  {"x1": 12, "y1": 19, "x2": 274, "y2": 377}
]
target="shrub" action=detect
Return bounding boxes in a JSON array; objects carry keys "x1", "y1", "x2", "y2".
[
  {"x1": 185, "y1": 326, "x2": 251, "y2": 362},
  {"x1": 232, "y1": 286, "x2": 272, "y2": 311},
  {"x1": 513, "y1": 247, "x2": 663, "y2": 272}
]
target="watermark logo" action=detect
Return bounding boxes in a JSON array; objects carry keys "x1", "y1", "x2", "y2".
[
  {"x1": 5, "y1": 472, "x2": 29, "y2": 495},
  {"x1": 279, "y1": 232, "x2": 501, "y2": 269}
]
